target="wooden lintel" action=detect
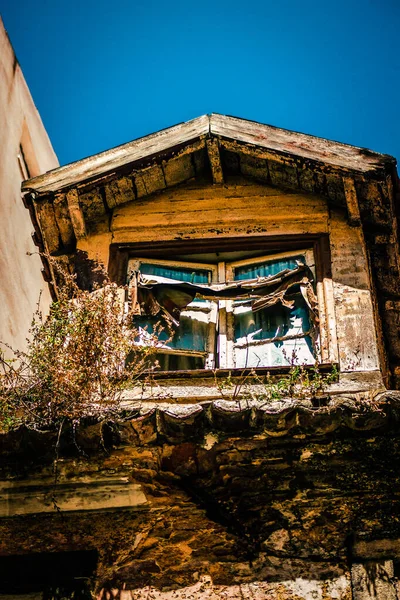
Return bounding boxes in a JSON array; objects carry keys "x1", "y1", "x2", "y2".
[
  {"x1": 66, "y1": 188, "x2": 87, "y2": 239},
  {"x1": 206, "y1": 138, "x2": 224, "y2": 184},
  {"x1": 0, "y1": 476, "x2": 148, "y2": 516},
  {"x1": 343, "y1": 177, "x2": 361, "y2": 226}
]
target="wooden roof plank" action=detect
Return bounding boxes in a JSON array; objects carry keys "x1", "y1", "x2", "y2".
[
  {"x1": 22, "y1": 115, "x2": 210, "y2": 194},
  {"x1": 210, "y1": 114, "x2": 394, "y2": 174}
]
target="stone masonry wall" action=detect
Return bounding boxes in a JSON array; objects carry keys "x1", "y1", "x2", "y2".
[{"x1": 1, "y1": 397, "x2": 400, "y2": 598}]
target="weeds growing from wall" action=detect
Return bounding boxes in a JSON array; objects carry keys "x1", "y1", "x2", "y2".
[
  {"x1": 215, "y1": 348, "x2": 338, "y2": 404},
  {"x1": 0, "y1": 260, "x2": 158, "y2": 433}
]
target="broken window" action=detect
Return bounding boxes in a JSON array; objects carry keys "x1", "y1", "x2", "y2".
[
  {"x1": 129, "y1": 258, "x2": 218, "y2": 370},
  {"x1": 226, "y1": 252, "x2": 316, "y2": 368},
  {"x1": 127, "y1": 250, "x2": 319, "y2": 371}
]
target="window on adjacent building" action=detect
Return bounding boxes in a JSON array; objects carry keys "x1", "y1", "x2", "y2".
[
  {"x1": 17, "y1": 121, "x2": 41, "y2": 181},
  {"x1": 127, "y1": 248, "x2": 319, "y2": 371},
  {"x1": 17, "y1": 143, "x2": 31, "y2": 180}
]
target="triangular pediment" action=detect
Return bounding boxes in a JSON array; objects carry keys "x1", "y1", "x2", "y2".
[
  {"x1": 19, "y1": 115, "x2": 400, "y2": 383},
  {"x1": 22, "y1": 113, "x2": 394, "y2": 196},
  {"x1": 21, "y1": 114, "x2": 397, "y2": 269}
]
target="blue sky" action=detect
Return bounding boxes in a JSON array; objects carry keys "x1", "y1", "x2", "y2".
[{"x1": 2, "y1": 0, "x2": 399, "y2": 167}]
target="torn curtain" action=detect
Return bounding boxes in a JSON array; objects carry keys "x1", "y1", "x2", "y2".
[{"x1": 129, "y1": 263, "x2": 318, "y2": 327}]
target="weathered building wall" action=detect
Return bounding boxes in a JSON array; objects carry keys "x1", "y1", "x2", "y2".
[
  {"x1": 0, "y1": 17, "x2": 58, "y2": 354},
  {"x1": 109, "y1": 179, "x2": 329, "y2": 243},
  {"x1": 1, "y1": 396, "x2": 400, "y2": 598},
  {"x1": 329, "y1": 210, "x2": 381, "y2": 373}
]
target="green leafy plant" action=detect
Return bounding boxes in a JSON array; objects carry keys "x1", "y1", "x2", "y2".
[
  {"x1": 215, "y1": 347, "x2": 338, "y2": 404},
  {"x1": 0, "y1": 260, "x2": 159, "y2": 433}
]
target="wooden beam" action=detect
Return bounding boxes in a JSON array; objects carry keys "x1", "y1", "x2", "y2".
[
  {"x1": 219, "y1": 137, "x2": 298, "y2": 169},
  {"x1": 134, "y1": 141, "x2": 206, "y2": 196},
  {"x1": 66, "y1": 188, "x2": 87, "y2": 239},
  {"x1": 163, "y1": 154, "x2": 195, "y2": 186},
  {"x1": 105, "y1": 176, "x2": 135, "y2": 208},
  {"x1": 78, "y1": 187, "x2": 107, "y2": 221},
  {"x1": 0, "y1": 476, "x2": 148, "y2": 516},
  {"x1": 135, "y1": 164, "x2": 166, "y2": 196},
  {"x1": 343, "y1": 177, "x2": 361, "y2": 226},
  {"x1": 53, "y1": 193, "x2": 75, "y2": 248},
  {"x1": 210, "y1": 113, "x2": 394, "y2": 174},
  {"x1": 34, "y1": 200, "x2": 60, "y2": 254},
  {"x1": 22, "y1": 114, "x2": 394, "y2": 196},
  {"x1": 206, "y1": 138, "x2": 224, "y2": 184}
]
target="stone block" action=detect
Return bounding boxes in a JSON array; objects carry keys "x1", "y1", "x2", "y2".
[{"x1": 351, "y1": 560, "x2": 397, "y2": 599}]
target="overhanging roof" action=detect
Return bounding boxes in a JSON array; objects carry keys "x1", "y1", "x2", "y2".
[{"x1": 22, "y1": 113, "x2": 396, "y2": 195}]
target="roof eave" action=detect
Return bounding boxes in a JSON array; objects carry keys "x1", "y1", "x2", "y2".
[
  {"x1": 22, "y1": 114, "x2": 210, "y2": 195},
  {"x1": 22, "y1": 113, "x2": 396, "y2": 196}
]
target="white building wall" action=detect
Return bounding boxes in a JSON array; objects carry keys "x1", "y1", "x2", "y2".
[{"x1": 0, "y1": 17, "x2": 58, "y2": 354}]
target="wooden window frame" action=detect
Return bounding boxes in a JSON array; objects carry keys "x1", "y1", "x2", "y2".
[
  {"x1": 122, "y1": 234, "x2": 339, "y2": 371},
  {"x1": 222, "y1": 248, "x2": 316, "y2": 369},
  {"x1": 128, "y1": 257, "x2": 218, "y2": 368}
]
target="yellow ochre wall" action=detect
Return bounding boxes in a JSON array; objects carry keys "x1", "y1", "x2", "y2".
[{"x1": 77, "y1": 178, "x2": 381, "y2": 379}]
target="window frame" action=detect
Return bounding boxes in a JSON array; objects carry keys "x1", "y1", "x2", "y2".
[
  {"x1": 125, "y1": 237, "x2": 339, "y2": 372},
  {"x1": 222, "y1": 248, "x2": 316, "y2": 369},
  {"x1": 128, "y1": 257, "x2": 219, "y2": 369}
]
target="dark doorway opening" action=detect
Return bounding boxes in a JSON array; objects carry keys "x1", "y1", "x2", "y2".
[{"x1": 0, "y1": 550, "x2": 98, "y2": 598}]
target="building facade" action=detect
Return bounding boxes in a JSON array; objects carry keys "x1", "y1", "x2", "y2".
[{"x1": 1, "y1": 113, "x2": 400, "y2": 599}]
